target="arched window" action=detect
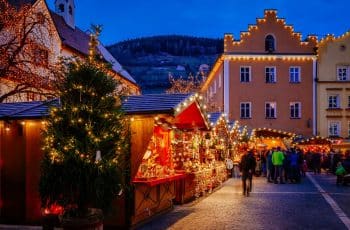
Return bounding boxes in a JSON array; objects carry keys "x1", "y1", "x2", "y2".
[
  {"x1": 69, "y1": 5, "x2": 73, "y2": 15},
  {"x1": 59, "y1": 4, "x2": 64, "y2": 12},
  {"x1": 265, "y1": 35, "x2": 275, "y2": 52}
]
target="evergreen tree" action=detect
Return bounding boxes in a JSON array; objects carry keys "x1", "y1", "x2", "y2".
[{"x1": 39, "y1": 27, "x2": 129, "y2": 217}]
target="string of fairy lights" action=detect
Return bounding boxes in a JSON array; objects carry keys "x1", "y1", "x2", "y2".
[{"x1": 224, "y1": 9, "x2": 317, "y2": 51}]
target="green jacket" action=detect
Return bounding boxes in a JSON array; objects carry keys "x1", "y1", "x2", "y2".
[
  {"x1": 336, "y1": 165, "x2": 346, "y2": 176},
  {"x1": 272, "y1": 151, "x2": 284, "y2": 166}
]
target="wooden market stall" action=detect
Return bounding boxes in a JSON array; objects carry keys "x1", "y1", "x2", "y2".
[
  {"x1": 0, "y1": 100, "x2": 58, "y2": 225},
  {"x1": 327, "y1": 138, "x2": 350, "y2": 154},
  {"x1": 293, "y1": 136, "x2": 331, "y2": 153},
  {"x1": 172, "y1": 112, "x2": 230, "y2": 204},
  {"x1": 121, "y1": 93, "x2": 210, "y2": 226},
  {"x1": 250, "y1": 128, "x2": 296, "y2": 150}
]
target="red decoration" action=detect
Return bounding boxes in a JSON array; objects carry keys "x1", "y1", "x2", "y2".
[{"x1": 43, "y1": 204, "x2": 63, "y2": 215}]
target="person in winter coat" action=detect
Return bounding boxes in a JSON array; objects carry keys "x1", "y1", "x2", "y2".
[
  {"x1": 336, "y1": 162, "x2": 347, "y2": 185},
  {"x1": 272, "y1": 146, "x2": 285, "y2": 184},
  {"x1": 289, "y1": 149, "x2": 300, "y2": 183},
  {"x1": 266, "y1": 149, "x2": 274, "y2": 182},
  {"x1": 240, "y1": 149, "x2": 256, "y2": 196}
]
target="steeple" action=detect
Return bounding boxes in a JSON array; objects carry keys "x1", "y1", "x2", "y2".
[{"x1": 54, "y1": 0, "x2": 75, "y2": 29}]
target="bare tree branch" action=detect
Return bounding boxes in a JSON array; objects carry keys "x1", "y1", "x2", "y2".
[{"x1": 0, "y1": 0, "x2": 58, "y2": 102}]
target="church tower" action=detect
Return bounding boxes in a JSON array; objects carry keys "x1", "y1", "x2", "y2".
[{"x1": 55, "y1": 0, "x2": 75, "y2": 29}]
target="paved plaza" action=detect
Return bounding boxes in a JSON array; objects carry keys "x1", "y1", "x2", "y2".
[
  {"x1": 138, "y1": 173, "x2": 350, "y2": 230},
  {"x1": 1, "y1": 173, "x2": 349, "y2": 230}
]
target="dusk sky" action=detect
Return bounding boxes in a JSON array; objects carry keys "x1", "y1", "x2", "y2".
[{"x1": 48, "y1": 0, "x2": 350, "y2": 46}]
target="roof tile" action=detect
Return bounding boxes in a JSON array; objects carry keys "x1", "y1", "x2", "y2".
[{"x1": 122, "y1": 94, "x2": 190, "y2": 115}]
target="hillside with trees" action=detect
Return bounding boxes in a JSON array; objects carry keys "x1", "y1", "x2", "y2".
[{"x1": 107, "y1": 35, "x2": 223, "y2": 93}]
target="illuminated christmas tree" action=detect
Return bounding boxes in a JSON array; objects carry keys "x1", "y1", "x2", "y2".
[{"x1": 39, "y1": 26, "x2": 129, "y2": 217}]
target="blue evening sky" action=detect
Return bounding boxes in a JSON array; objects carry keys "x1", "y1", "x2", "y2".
[{"x1": 47, "y1": 0, "x2": 350, "y2": 46}]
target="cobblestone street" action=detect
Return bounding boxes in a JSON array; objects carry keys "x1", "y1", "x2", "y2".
[{"x1": 138, "y1": 173, "x2": 350, "y2": 230}]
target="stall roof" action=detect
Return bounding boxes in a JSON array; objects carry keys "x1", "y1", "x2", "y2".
[
  {"x1": 123, "y1": 93, "x2": 209, "y2": 130},
  {"x1": 0, "y1": 99, "x2": 59, "y2": 119},
  {"x1": 252, "y1": 128, "x2": 295, "y2": 139},
  {"x1": 294, "y1": 136, "x2": 331, "y2": 145},
  {"x1": 0, "y1": 94, "x2": 210, "y2": 129},
  {"x1": 0, "y1": 94, "x2": 190, "y2": 119},
  {"x1": 122, "y1": 94, "x2": 190, "y2": 115},
  {"x1": 208, "y1": 112, "x2": 223, "y2": 125}
]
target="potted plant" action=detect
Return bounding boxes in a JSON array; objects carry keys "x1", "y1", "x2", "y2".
[{"x1": 39, "y1": 27, "x2": 129, "y2": 229}]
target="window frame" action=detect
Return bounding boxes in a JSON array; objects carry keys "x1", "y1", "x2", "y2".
[
  {"x1": 328, "y1": 95, "x2": 340, "y2": 109},
  {"x1": 328, "y1": 121, "x2": 340, "y2": 137},
  {"x1": 290, "y1": 102, "x2": 301, "y2": 119},
  {"x1": 289, "y1": 66, "x2": 301, "y2": 83},
  {"x1": 265, "y1": 66, "x2": 276, "y2": 83},
  {"x1": 59, "y1": 3, "x2": 64, "y2": 12},
  {"x1": 240, "y1": 66, "x2": 251, "y2": 83},
  {"x1": 337, "y1": 66, "x2": 349, "y2": 81},
  {"x1": 265, "y1": 102, "x2": 277, "y2": 119},
  {"x1": 69, "y1": 5, "x2": 73, "y2": 15},
  {"x1": 240, "y1": 102, "x2": 251, "y2": 119},
  {"x1": 265, "y1": 34, "x2": 276, "y2": 52}
]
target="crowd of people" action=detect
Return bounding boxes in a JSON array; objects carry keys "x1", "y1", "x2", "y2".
[{"x1": 236, "y1": 146, "x2": 350, "y2": 195}]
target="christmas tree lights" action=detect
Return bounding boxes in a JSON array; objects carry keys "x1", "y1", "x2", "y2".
[{"x1": 39, "y1": 26, "x2": 130, "y2": 217}]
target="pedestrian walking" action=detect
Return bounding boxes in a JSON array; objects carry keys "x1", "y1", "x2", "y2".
[
  {"x1": 233, "y1": 159, "x2": 240, "y2": 178},
  {"x1": 289, "y1": 148, "x2": 300, "y2": 183},
  {"x1": 240, "y1": 149, "x2": 256, "y2": 196},
  {"x1": 336, "y1": 162, "x2": 347, "y2": 186},
  {"x1": 226, "y1": 158, "x2": 234, "y2": 177}
]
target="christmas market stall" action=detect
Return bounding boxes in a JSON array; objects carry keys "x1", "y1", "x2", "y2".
[
  {"x1": 173, "y1": 112, "x2": 230, "y2": 204},
  {"x1": 292, "y1": 136, "x2": 332, "y2": 172},
  {"x1": 250, "y1": 128, "x2": 296, "y2": 151},
  {"x1": 0, "y1": 100, "x2": 58, "y2": 225},
  {"x1": 293, "y1": 136, "x2": 331, "y2": 153},
  {"x1": 329, "y1": 138, "x2": 350, "y2": 153},
  {"x1": 121, "y1": 93, "x2": 210, "y2": 226}
]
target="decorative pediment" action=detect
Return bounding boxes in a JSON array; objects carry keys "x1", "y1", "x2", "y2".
[
  {"x1": 224, "y1": 9, "x2": 317, "y2": 54},
  {"x1": 319, "y1": 31, "x2": 350, "y2": 47}
]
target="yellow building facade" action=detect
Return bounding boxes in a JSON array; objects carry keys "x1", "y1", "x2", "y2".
[{"x1": 317, "y1": 32, "x2": 350, "y2": 138}]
